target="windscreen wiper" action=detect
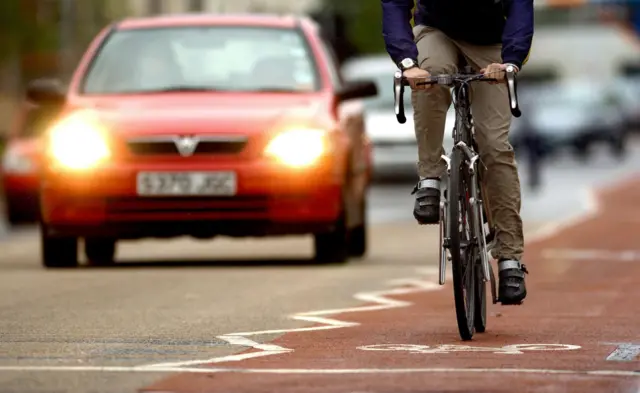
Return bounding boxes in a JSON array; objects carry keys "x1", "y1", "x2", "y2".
[
  {"x1": 250, "y1": 87, "x2": 299, "y2": 93},
  {"x1": 139, "y1": 86, "x2": 221, "y2": 93}
]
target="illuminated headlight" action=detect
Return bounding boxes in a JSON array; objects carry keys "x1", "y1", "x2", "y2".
[
  {"x1": 47, "y1": 112, "x2": 111, "y2": 170},
  {"x1": 265, "y1": 128, "x2": 329, "y2": 167},
  {"x1": 1, "y1": 149, "x2": 34, "y2": 173}
]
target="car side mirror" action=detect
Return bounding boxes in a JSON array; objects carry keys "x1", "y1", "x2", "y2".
[
  {"x1": 25, "y1": 78, "x2": 66, "y2": 106},
  {"x1": 337, "y1": 80, "x2": 378, "y2": 102}
]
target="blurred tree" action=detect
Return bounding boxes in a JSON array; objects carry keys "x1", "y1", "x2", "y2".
[
  {"x1": 1, "y1": 0, "x2": 131, "y2": 82},
  {"x1": 0, "y1": 0, "x2": 59, "y2": 62},
  {"x1": 313, "y1": 0, "x2": 417, "y2": 61},
  {"x1": 0, "y1": 0, "x2": 23, "y2": 60},
  {"x1": 189, "y1": 0, "x2": 205, "y2": 12},
  {"x1": 75, "y1": 0, "x2": 131, "y2": 50}
]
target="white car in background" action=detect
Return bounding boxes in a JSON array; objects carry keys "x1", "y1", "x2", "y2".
[{"x1": 342, "y1": 55, "x2": 454, "y2": 180}]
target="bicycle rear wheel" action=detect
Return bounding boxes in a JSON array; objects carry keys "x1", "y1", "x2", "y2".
[{"x1": 448, "y1": 147, "x2": 476, "y2": 341}]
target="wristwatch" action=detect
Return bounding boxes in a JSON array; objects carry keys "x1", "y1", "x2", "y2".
[{"x1": 398, "y1": 58, "x2": 418, "y2": 72}]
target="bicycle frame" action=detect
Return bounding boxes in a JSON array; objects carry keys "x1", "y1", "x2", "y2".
[{"x1": 439, "y1": 80, "x2": 491, "y2": 288}]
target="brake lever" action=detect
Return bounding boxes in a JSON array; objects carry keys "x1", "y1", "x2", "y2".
[
  {"x1": 394, "y1": 70, "x2": 406, "y2": 124},
  {"x1": 505, "y1": 65, "x2": 521, "y2": 118}
]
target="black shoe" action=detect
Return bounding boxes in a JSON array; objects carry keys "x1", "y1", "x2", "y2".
[
  {"x1": 411, "y1": 178, "x2": 441, "y2": 225},
  {"x1": 498, "y1": 259, "x2": 528, "y2": 305}
]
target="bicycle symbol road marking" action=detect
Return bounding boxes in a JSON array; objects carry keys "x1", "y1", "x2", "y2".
[{"x1": 357, "y1": 344, "x2": 581, "y2": 355}]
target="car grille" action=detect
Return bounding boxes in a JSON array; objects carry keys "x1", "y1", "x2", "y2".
[
  {"x1": 105, "y1": 196, "x2": 269, "y2": 215},
  {"x1": 126, "y1": 137, "x2": 248, "y2": 156}
]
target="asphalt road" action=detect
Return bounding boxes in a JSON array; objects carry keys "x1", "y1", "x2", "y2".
[{"x1": 0, "y1": 143, "x2": 638, "y2": 393}]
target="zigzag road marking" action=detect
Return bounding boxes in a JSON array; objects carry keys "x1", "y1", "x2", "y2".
[{"x1": 139, "y1": 268, "x2": 441, "y2": 369}]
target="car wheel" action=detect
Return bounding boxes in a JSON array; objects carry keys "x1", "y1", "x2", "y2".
[
  {"x1": 4, "y1": 195, "x2": 39, "y2": 227},
  {"x1": 6, "y1": 205, "x2": 28, "y2": 226},
  {"x1": 610, "y1": 134, "x2": 627, "y2": 160},
  {"x1": 314, "y1": 209, "x2": 349, "y2": 264},
  {"x1": 348, "y1": 198, "x2": 367, "y2": 258},
  {"x1": 573, "y1": 140, "x2": 590, "y2": 161},
  {"x1": 41, "y1": 228, "x2": 78, "y2": 269},
  {"x1": 84, "y1": 238, "x2": 117, "y2": 266}
]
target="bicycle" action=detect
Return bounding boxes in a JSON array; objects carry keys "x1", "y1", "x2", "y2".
[{"x1": 393, "y1": 64, "x2": 521, "y2": 341}]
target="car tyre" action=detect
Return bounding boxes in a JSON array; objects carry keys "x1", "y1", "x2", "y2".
[
  {"x1": 6, "y1": 205, "x2": 29, "y2": 226},
  {"x1": 610, "y1": 134, "x2": 627, "y2": 160},
  {"x1": 573, "y1": 140, "x2": 591, "y2": 162},
  {"x1": 314, "y1": 210, "x2": 349, "y2": 264},
  {"x1": 41, "y1": 228, "x2": 79, "y2": 269},
  {"x1": 4, "y1": 195, "x2": 40, "y2": 227},
  {"x1": 348, "y1": 199, "x2": 367, "y2": 258},
  {"x1": 84, "y1": 238, "x2": 117, "y2": 266}
]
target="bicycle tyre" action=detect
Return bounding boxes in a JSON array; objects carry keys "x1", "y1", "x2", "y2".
[
  {"x1": 474, "y1": 258, "x2": 487, "y2": 333},
  {"x1": 472, "y1": 173, "x2": 488, "y2": 333},
  {"x1": 448, "y1": 147, "x2": 476, "y2": 341}
]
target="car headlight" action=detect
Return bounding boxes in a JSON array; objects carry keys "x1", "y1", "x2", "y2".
[
  {"x1": 47, "y1": 111, "x2": 111, "y2": 170},
  {"x1": 1, "y1": 149, "x2": 34, "y2": 174},
  {"x1": 265, "y1": 128, "x2": 329, "y2": 167}
]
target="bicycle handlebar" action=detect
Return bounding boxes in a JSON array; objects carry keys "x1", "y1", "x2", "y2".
[{"x1": 393, "y1": 65, "x2": 521, "y2": 124}]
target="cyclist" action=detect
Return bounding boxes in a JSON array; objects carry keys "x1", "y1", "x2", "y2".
[{"x1": 381, "y1": 0, "x2": 533, "y2": 305}]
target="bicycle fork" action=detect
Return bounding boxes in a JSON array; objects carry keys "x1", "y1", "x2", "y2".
[
  {"x1": 438, "y1": 154, "x2": 451, "y2": 286},
  {"x1": 455, "y1": 141, "x2": 490, "y2": 282},
  {"x1": 438, "y1": 142, "x2": 493, "y2": 287}
]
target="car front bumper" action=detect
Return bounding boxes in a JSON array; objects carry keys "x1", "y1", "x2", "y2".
[{"x1": 41, "y1": 159, "x2": 344, "y2": 239}]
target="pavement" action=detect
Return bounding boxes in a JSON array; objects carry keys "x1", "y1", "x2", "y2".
[{"x1": 0, "y1": 145, "x2": 638, "y2": 393}]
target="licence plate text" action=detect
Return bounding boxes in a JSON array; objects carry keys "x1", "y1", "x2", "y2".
[{"x1": 136, "y1": 171, "x2": 237, "y2": 196}]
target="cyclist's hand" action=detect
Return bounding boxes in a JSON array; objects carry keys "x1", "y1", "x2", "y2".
[
  {"x1": 403, "y1": 67, "x2": 432, "y2": 90},
  {"x1": 480, "y1": 63, "x2": 509, "y2": 85}
]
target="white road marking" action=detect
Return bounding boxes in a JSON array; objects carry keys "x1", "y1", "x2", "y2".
[
  {"x1": 2, "y1": 173, "x2": 631, "y2": 374},
  {"x1": 542, "y1": 249, "x2": 640, "y2": 261},
  {"x1": 525, "y1": 187, "x2": 598, "y2": 245},
  {"x1": 138, "y1": 174, "x2": 633, "y2": 370},
  {"x1": 605, "y1": 343, "x2": 640, "y2": 361},
  {"x1": 357, "y1": 344, "x2": 581, "y2": 355},
  {"x1": 140, "y1": 269, "x2": 441, "y2": 369},
  {"x1": 0, "y1": 366, "x2": 637, "y2": 377}
]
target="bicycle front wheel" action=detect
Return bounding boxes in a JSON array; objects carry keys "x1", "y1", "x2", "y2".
[
  {"x1": 448, "y1": 148, "x2": 476, "y2": 341},
  {"x1": 474, "y1": 254, "x2": 487, "y2": 333}
]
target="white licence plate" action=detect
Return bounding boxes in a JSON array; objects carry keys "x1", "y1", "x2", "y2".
[{"x1": 136, "y1": 171, "x2": 237, "y2": 196}]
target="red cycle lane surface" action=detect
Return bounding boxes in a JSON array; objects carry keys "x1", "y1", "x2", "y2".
[{"x1": 141, "y1": 175, "x2": 640, "y2": 393}]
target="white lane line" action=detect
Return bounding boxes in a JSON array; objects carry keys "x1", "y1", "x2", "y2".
[
  {"x1": 0, "y1": 366, "x2": 637, "y2": 377},
  {"x1": 605, "y1": 343, "x2": 640, "y2": 361},
  {"x1": 138, "y1": 174, "x2": 633, "y2": 370},
  {"x1": 2, "y1": 174, "x2": 628, "y2": 373},
  {"x1": 140, "y1": 269, "x2": 441, "y2": 369},
  {"x1": 525, "y1": 187, "x2": 599, "y2": 245},
  {"x1": 542, "y1": 249, "x2": 640, "y2": 262}
]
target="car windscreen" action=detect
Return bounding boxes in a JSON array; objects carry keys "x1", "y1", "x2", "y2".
[{"x1": 80, "y1": 25, "x2": 321, "y2": 94}]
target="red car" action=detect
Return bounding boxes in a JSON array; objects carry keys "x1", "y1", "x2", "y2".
[
  {"x1": 25, "y1": 14, "x2": 377, "y2": 268},
  {"x1": 1, "y1": 102, "x2": 45, "y2": 225}
]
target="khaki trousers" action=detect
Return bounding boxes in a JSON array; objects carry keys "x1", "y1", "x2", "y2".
[{"x1": 411, "y1": 25, "x2": 524, "y2": 261}]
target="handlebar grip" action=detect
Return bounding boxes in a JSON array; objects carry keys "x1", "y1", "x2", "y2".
[
  {"x1": 393, "y1": 71, "x2": 407, "y2": 124},
  {"x1": 505, "y1": 65, "x2": 521, "y2": 118}
]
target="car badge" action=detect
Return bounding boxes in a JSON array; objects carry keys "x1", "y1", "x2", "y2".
[{"x1": 174, "y1": 136, "x2": 199, "y2": 157}]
